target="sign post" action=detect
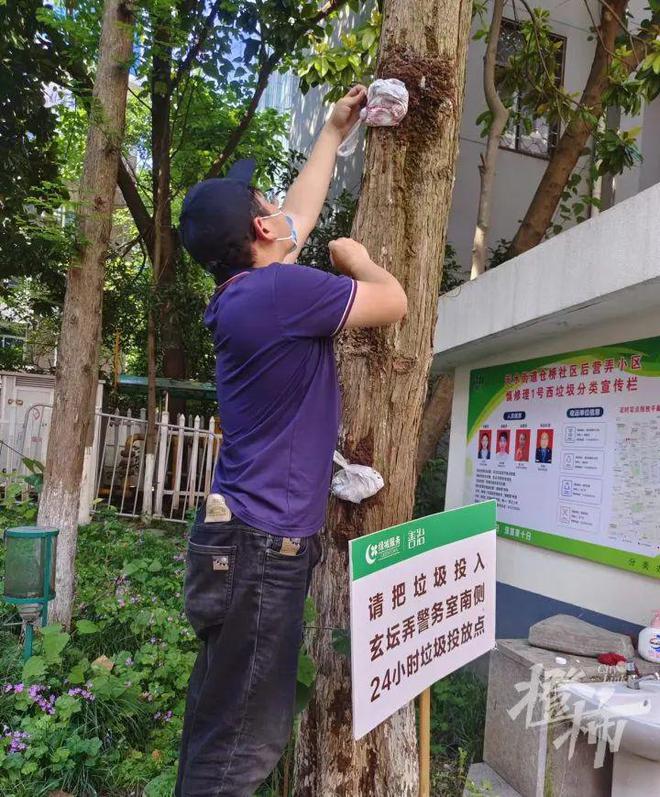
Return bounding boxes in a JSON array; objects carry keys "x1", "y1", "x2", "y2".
[{"x1": 349, "y1": 501, "x2": 497, "y2": 741}]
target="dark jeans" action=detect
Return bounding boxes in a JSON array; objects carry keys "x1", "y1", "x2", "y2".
[{"x1": 175, "y1": 507, "x2": 321, "y2": 797}]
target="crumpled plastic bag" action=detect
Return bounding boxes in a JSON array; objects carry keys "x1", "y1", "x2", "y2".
[
  {"x1": 331, "y1": 450, "x2": 384, "y2": 504},
  {"x1": 337, "y1": 78, "x2": 409, "y2": 157}
]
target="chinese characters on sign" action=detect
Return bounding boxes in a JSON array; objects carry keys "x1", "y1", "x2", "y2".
[
  {"x1": 349, "y1": 502, "x2": 496, "y2": 740},
  {"x1": 466, "y1": 336, "x2": 660, "y2": 578}
]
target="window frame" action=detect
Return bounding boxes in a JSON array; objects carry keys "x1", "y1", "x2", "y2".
[{"x1": 496, "y1": 18, "x2": 567, "y2": 161}]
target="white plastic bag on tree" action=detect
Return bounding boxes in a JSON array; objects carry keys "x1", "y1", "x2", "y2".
[
  {"x1": 337, "y1": 78, "x2": 409, "y2": 157},
  {"x1": 331, "y1": 450, "x2": 384, "y2": 503}
]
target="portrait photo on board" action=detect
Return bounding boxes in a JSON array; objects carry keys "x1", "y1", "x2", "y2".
[
  {"x1": 535, "y1": 429, "x2": 554, "y2": 464},
  {"x1": 514, "y1": 429, "x2": 530, "y2": 462},
  {"x1": 495, "y1": 430, "x2": 510, "y2": 456},
  {"x1": 477, "y1": 430, "x2": 492, "y2": 460}
]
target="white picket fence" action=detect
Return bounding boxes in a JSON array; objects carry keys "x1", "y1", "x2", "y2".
[{"x1": 6, "y1": 404, "x2": 222, "y2": 523}]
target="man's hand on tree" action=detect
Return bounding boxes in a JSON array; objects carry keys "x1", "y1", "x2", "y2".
[
  {"x1": 329, "y1": 237, "x2": 373, "y2": 277},
  {"x1": 326, "y1": 85, "x2": 367, "y2": 141}
]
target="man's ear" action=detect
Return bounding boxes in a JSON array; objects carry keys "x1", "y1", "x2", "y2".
[{"x1": 253, "y1": 216, "x2": 276, "y2": 242}]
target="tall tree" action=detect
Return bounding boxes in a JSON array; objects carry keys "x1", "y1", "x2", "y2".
[
  {"x1": 37, "y1": 0, "x2": 135, "y2": 627},
  {"x1": 294, "y1": 0, "x2": 473, "y2": 793},
  {"x1": 507, "y1": 0, "x2": 660, "y2": 258},
  {"x1": 46, "y1": 0, "x2": 365, "y2": 382},
  {"x1": 470, "y1": 0, "x2": 508, "y2": 279}
]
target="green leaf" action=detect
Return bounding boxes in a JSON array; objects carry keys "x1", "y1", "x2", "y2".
[
  {"x1": 123, "y1": 559, "x2": 146, "y2": 576},
  {"x1": 22, "y1": 655, "x2": 46, "y2": 683},
  {"x1": 68, "y1": 659, "x2": 88, "y2": 685},
  {"x1": 148, "y1": 559, "x2": 163, "y2": 573},
  {"x1": 41, "y1": 627, "x2": 70, "y2": 665},
  {"x1": 54, "y1": 693, "x2": 81, "y2": 721},
  {"x1": 361, "y1": 29, "x2": 377, "y2": 49},
  {"x1": 294, "y1": 680, "x2": 313, "y2": 715},
  {"x1": 296, "y1": 650, "x2": 316, "y2": 687},
  {"x1": 76, "y1": 619, "x2": 100, "y2": 634},
  {"x1": 332, "y1": 628, "x2": 351, "y2": 657},
  {"x1": 303, "y1": 597, "x2": 317, "y2": 624}
]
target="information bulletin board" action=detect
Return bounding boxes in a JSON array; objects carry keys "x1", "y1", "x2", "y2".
[{"x1": 466, "y1": 335, "x2": 660, "y2": 579}]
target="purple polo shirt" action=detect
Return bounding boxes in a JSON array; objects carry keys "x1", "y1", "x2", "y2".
[{"x1": 204, "y1": 263, "x2": 356, "y2": 537}]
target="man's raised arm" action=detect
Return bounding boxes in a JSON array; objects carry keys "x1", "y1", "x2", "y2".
[{"x1": 282, "y1": 85, "x2": 366, "y2": 262}]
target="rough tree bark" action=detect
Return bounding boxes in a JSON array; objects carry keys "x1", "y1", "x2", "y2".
[
  {"x1": 37, "y1": 0, "x2": 134, "y2": 628},
  {"x1": 506, "y1": 0, "x2": 627, "y2": 259},
  {"x1": 471, "y1": 0, "x2": 509, "y2": 279},
  {"x1": 294, "y1": 1, "x2": 473, "y2": 794},
  {"x1": 416, "y1": 373, "x2": 454, "y2": 477}
]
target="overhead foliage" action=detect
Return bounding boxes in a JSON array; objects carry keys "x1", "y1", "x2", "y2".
[{"x1": 0, "y1": 0, "x2": 70, "y2": 295}]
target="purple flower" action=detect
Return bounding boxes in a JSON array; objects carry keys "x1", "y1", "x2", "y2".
[
  {"x1": 4, "y1": 729, "x2": 30, "y2": 754},
  {"x1": 125, "y1": 657, "x2": 134, "y2": 667},
  {"x1": 118, "y1": 599, "x2": 126, "y2": 608},
  {"x1": 149, "y1": 636, "x2": 157, "y2": 644},
  {"x1": 67, "y1": 687, "x2": 95, "y2": 702}
]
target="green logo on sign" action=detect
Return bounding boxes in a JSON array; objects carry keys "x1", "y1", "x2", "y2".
[{"x1": 365, "y1": 534, "x2": 402, "y2": 566}]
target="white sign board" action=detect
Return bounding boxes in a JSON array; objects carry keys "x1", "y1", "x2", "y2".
[{"x1": 349, "y1": 502, "x2": 496, "y2": 740}]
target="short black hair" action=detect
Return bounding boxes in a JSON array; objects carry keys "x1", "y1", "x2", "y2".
[{"x1": 206, "y1": 188, "x2": 267, "y2": 284}]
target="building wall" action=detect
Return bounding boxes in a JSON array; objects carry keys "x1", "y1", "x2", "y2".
[{"x1": 437, "y1": 183, "x2": 660, "y2": 635}]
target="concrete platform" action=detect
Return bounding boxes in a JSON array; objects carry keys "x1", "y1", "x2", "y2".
[{"x1": 464, "y1": 762, "x2": 522, "y2": 796}]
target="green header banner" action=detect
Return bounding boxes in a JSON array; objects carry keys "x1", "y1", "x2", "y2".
[
  {"x1": 467, "y1": 334, "x2": 660, "y2": 441},
  {"x1": 350, "y1": 501, "x2": 496, "y2": 581}
]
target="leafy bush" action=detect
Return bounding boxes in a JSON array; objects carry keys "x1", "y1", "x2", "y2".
[
  {"x1": 0, "y1": 505, "x2": 317, "y2": 795},
  {"x1": 429, "y1": 670, "x2": 487, "y2": 796},
  {"x1": 0, "y1": 508, "x2": 192, "y2": 796}
]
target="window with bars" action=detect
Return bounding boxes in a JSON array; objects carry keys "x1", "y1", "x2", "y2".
[{"x1": 496, "y1": 19, "x2": 566, "y2": 159}]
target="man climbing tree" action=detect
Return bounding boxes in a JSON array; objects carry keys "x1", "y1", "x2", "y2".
[
  {"x1": 294, "y1": 0, "x2": 473, "y2": 794},
  {"x1": 175, "y1": 84, "x2": 409, "y2": 796},
  {"x1": 37, "y1": 0, "x2": 135, "y2": 627}
]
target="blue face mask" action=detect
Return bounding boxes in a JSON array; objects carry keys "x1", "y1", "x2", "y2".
[{"x1": 261, "y1": 209, "x2": 298, "y2": 253}]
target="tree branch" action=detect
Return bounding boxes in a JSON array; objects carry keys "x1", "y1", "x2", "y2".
[
  {"x1": 117, "y1": 157, "x2": 155, "y2": 260},
  {"x1": 44, "y1": 28, "x2": 155, "y2": 259},
  {"x1": 205, "y1": 51, "x2": 279, "y2": 178},
  {"x1": 471, "y1": 0, "x2": 509, "y2": 279},
  {"x1": 507, "y1": 0, "x2": 629, "y2": 258},
  {"x1": 171, "y1": 0, "x2": 224, "y2": 93},
  {"x1": 416, "y1": 374, "x2": 455, "y2": 477},
  {"x1": 204, "y1": 0, "x2": 348, "y2": 178}
]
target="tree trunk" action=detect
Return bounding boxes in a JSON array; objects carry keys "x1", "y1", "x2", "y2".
[
  {"x1": 471, "y1": 0, "x2": 509, "y2": 279},
  {"x1": 506, "y1": 0, "x2": 627, "y2": 259},
  {"x1": 416, "y1": 373, "x2": 454, "y2": 476},
  {"x1": 37, "y1": 0, "x2": 134, "y2": 628},
  {"x1": 151, "y1": 18, "x2": 187, "y2": 381},
  {"x1": 294, "y1": 1, "x2": 472, "y2": 794}
]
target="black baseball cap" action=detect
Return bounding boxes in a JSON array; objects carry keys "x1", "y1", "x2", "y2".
[{"x1": 179, "y1": 158, "x2": 257, "y2": 268}]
